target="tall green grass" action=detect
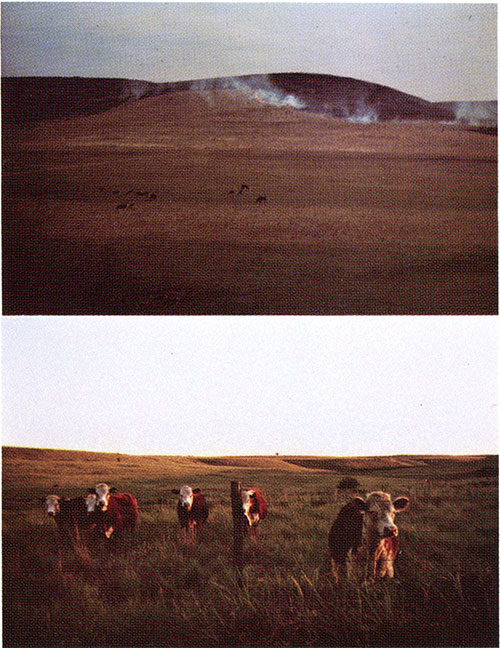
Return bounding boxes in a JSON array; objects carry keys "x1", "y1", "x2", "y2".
[{"x1": 3, "y1": 450, "x2": 497, "y2": 647}]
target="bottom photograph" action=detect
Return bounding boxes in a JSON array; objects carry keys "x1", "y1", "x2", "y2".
[{"x1": 2, "y1": 316, "x2": 498, "y2": 648}]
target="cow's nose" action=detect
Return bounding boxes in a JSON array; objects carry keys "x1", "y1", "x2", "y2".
[{"x1": 383, "y1": 526, "x2": 397, "y2": 538}]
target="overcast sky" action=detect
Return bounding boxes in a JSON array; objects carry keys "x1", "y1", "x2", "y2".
[
  {"x1": 2, "y1": 317, "x2": 497, "y2": 456},
  {"x1": 1, "y1": 2, "x2": 497, "y2": 101}
]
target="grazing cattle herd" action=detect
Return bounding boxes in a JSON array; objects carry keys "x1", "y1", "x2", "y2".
[{"x1": 45, "y1": 483, "x2": 410, "y2": 583}]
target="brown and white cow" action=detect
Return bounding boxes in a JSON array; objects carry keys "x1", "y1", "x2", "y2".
[
  {"x1": 86, "y1": 483, "x2": 139, "y2": 539},
  {"x1": 45, "y1": 495, "x2": 95, "y2": 569},
  {"x1": 328, "y1": 491, "x2": 410, "y2": 584},
  {"x1": 241, "y1": 488, "x2": 268, "y2": 540},
  {"x1": 171, "y1": 485, "x2": 209, "y2": 542}
]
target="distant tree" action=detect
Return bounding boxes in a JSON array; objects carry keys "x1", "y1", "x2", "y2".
[{"x1": 337, "y1": 477, "x2": 360, "y2": 491}]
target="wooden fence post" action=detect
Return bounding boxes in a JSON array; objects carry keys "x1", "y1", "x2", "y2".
[{"x1": 231, "y1": 480, "x2": 244, "y2": 570}]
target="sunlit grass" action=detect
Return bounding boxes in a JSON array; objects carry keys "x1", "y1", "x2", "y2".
[{"x1": 3, "y1": 448, "x2": 497, "y2": 646}]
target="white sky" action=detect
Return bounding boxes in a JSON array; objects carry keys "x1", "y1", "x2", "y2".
[
  {"x1": 1, "y1": 2, "x2": 497, "y2": 101},
  {"x1": 2, "y1": 317, "x2": 497, "y2": 456}
]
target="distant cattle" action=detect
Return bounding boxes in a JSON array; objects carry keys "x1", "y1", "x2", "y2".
[
  {"x1": 45, "y1": 495, "x2": 94, "y2": 569},
  {"x1": 171, "y1": 485, "x2": 209, "y2": 542},
  {"x1": 86, "y1": 483, "x2": 139, "y2": 539},
  {"x1": 241, "y1": 488, "x2": 268, "y2": 539},
  {"x1": 256, "y1": 195, "x2": 267, "y2": 203},
  {"x1": 328, "y1": 491, "x2": 410, "y2": 583}
]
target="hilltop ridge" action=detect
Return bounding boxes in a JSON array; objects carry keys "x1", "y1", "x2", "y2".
[
  {"x1": 3, "y1": 445, "x2": 496, "y2": 474},
  {"x1": 3, "y1": 72, "x2": 495, "y2": 125}
]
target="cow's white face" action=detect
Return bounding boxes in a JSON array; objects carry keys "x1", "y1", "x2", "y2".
[
  {"x1": 95, "y1": 483, "x2": 111, "y2": 511},
  {"x1": 364, "y1": 492, "x2": 409, "y2": 538},
  {"x1": 86, "y1": 493, "x2": 97, "y2": 512},
  {"x1": 241, "y1": 489, "x2": 257, "y2": 526},
  {"x1": 178, "y1": 485, "x2": 194, "y2": 510},
  {"x1": 46, "y1": 494, "x2": 60, "y2": 516}
]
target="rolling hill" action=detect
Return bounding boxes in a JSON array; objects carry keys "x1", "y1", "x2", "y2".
[{"x1": 3, "y1": 73, "x2": 496, "y2": 125}]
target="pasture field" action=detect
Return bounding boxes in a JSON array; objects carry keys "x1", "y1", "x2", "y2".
[
  {"x1": 2, "y1": 89, "x2": 497, "y2": 315},
  {"x1": 2, "y1": 447, "x2": 498, "y2": 647}
]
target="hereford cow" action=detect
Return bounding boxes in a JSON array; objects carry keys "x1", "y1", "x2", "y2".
[
  {"x1": 45, "y1": 495, "x2": 94, "y2": 569},
  {"x1": 328, "y1": 491, "x2": 410, "y2": 584},
  {"x1": 86, "y1": 483, "x2": 138, "y2": 539},
  {"x1": 171, "y1": 485, "x2": 209, "y2": 542},
  {"x1": 241, "y1": 488, "x2": 268, "y2": 539}
]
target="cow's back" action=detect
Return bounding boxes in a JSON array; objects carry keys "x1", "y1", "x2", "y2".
[
  {"x1": 328, "y1": 501, "x2": 364, "y2": 563},
  {"x1": 107, "y1": 492, "x2": 139, "y2": 529},
  {"x1": 252, "y1": 489, "x2": 268, "y2": 519},
  {"x1": 192, "y1": 492, "x2": 209, "y2": 524}
]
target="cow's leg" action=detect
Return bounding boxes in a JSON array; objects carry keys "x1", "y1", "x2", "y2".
[
  {"x1": 376, "y1": 558, "x2": 389, "y2": 579},
  {"x1": 179, "y1": 525, "x2": 188, "y2": 546},
  {"x1": 331, "y1": 559, "x2": 339, "y2": 583},
  {"x1": 331, "y1": 559, "x2": 347, "y2": 583},
  {"x1": 249, "y1": 524, "x2": 259, "y2": 544},
  {"x1": 69, "y1": 525, "x2": 91, "y2": 567},
  {"x1": 362, "y1": 542, "x2": 380, "y2": 585}
]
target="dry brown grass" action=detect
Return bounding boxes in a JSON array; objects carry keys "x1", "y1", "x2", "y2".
[
  {"x1": 2, "y1": 446, "x2": 498, "y2": 647},
  {"x1": 3, "y1": 91, "x2": 497, "y2": 314}
]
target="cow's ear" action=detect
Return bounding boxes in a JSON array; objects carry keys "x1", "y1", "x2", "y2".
[
  {"x1": 393, "y1": 497, "x2": 410, "y2": 512},
  {"x1": 171, "y1": 489, "x2": 180, "y2": 495},
  {"x1": 192, "y1": 488, "x2": 201, "y2": 494},
  {"x1": 352, "y1": 496, "x2": 367, "y2": 511},
  {"x1": 109, "y1": 487, "x2": 117, "y2": 493}
]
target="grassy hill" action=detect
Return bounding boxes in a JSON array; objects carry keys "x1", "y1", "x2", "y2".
[
  {"x1": 1, "y1": 73, "x2": 459, "y2": 124},
  {"x1": 3, "y1": 79, "x2": 496, "y2": 315}
]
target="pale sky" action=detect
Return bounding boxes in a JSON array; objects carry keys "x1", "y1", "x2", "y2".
[
  {"x1": 2, "y1": 317, "x2": 497, "y2": 456},
  {"x1": 1, "y1": 2, "x2": 497, "y2": 101}
]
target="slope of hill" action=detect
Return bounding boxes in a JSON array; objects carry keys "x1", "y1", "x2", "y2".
[
  {"x1": 1, "y1": 76, "x2": 165, "y2": 123},
  {"x1": 3, "y1": 446, "x2": 496, "y2": 484},
  {"x1": 5, "y1": 72, "x2": 495, "y2": 125}
]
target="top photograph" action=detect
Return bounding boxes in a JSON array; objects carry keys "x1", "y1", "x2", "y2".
[{"x1": 2, "y1": 2, "x2": 497, "y2": 315}]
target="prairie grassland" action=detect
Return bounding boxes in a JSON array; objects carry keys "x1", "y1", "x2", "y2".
[
  {"x1": 2, "y1": 448, "x2": 498, "y2": 647},
  {"x1": 3, "y1": 91, "x2": 497, "y2": 315}
]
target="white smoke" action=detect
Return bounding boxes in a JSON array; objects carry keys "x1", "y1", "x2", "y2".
[
  {"x1": 190, "y1": 74, "x2": 306, "y2": 110},
  {"x1": 452, "y1": 101, "x2": 497, "y2": 127},
  {"x1": 120, "y1": 79, "x2": 167, "y2": 101},
  {"x1": 333, "y1": 97, "x2": 379, "y2": 123},
  {"x1": 347, "y1": 99, "x2": 379, "y2": 123},
  {"x1": 253, "y1": 88, "x2": 305, "y2": 109}
]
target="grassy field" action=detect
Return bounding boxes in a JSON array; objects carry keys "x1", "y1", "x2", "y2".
[
  {"x1": 2, "y1": 447, "x2": 498, "y2": 647},
  {"x1": 3, "y1": 90, "x2": 497, "y2": 315}
]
